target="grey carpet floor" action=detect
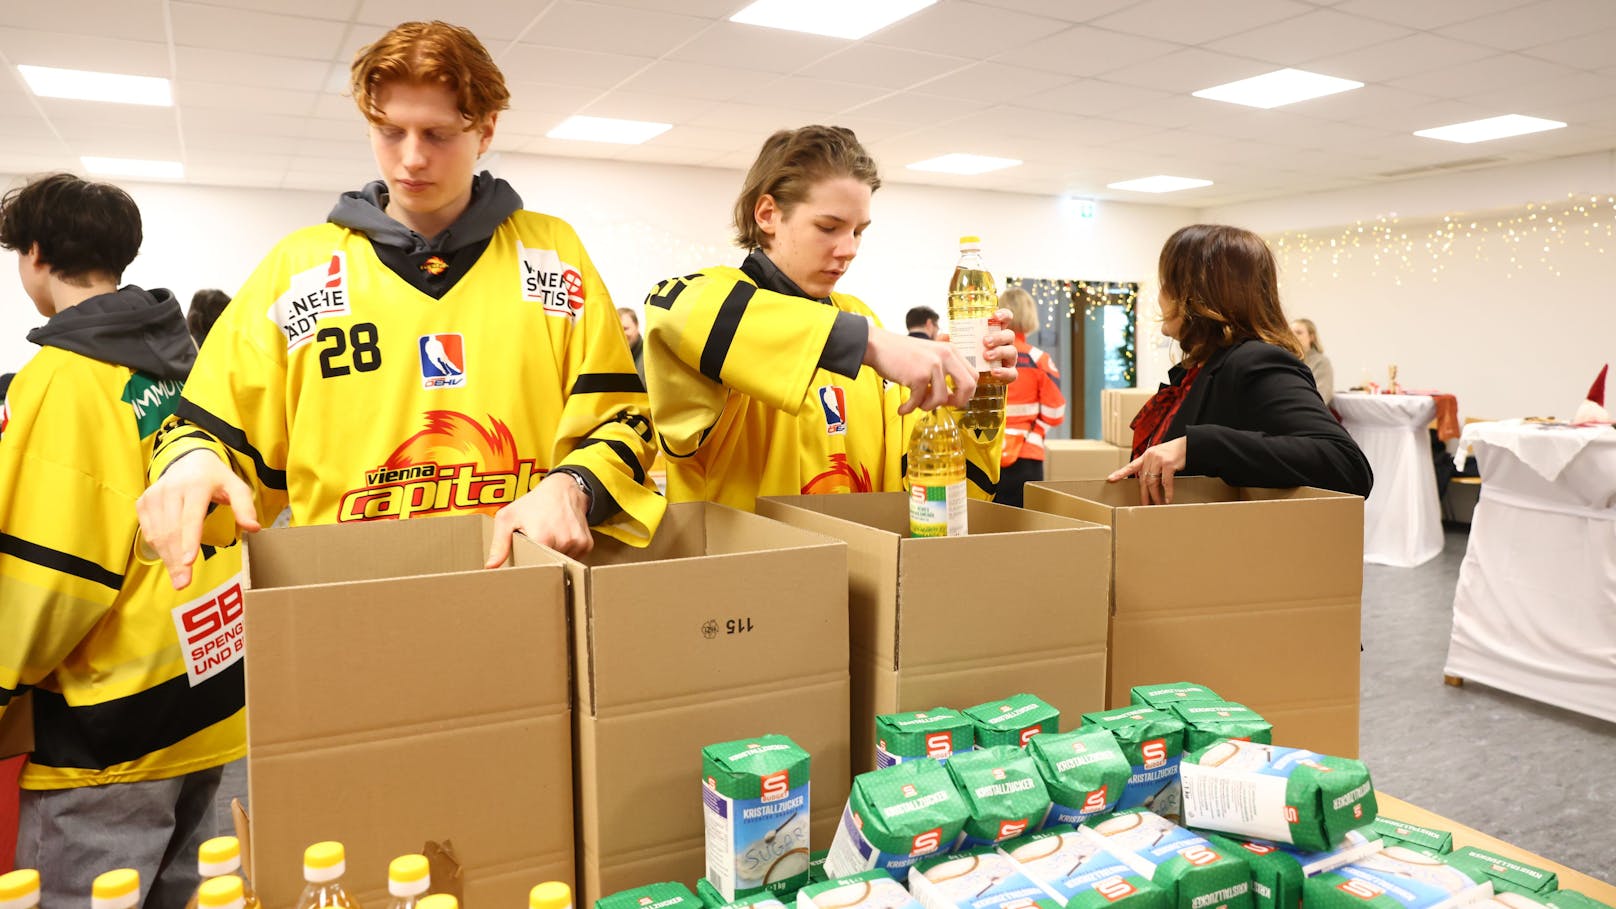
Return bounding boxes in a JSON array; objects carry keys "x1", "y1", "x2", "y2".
[{"x1": 1361, "y1": 526, "x2": 1616, "y2": 883}]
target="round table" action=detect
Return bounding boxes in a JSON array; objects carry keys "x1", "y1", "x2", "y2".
[
  {"x1": 1333, "y1": 392, "x2": 1443, "y2": 567},
  {"x1": 1444, "y1": 420, "x2": 1616, "y2": 722}
]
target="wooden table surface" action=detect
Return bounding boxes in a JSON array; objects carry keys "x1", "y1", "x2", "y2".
[{"x1": 1379, "y1": 794, "x2": 1615, "y2": 900}]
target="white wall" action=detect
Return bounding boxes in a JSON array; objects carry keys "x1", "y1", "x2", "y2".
[
  {"x1": 1204, "y1": 153, "x2": 1616, "y2": 421},
  {"x1": 1, "y1": 156, "x2": 1193, "y2": 389}
]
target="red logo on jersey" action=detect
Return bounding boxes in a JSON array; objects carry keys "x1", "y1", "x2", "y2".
[
  {"x1": 338, "y1": 411, "x2": 544, "y2": 522},
  {"x1": 803, "y1": 453, "x2": 874, "y2": 495}
]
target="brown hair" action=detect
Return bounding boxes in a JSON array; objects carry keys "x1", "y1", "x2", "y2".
[
  {"x1": 1291, "y1": 316, "x2": 1322, "y2": 353},
  {"x1": 0, "y1": 173, "x2": 141, "y2": 284},
  {"x1": 1001, "y1": 286, "x2": 1040, "y2": 335},
  {"x1": 732, "y1": 126, "x2": 881, "y2": 250},
  {"x1": 1158, "y1": 224, "x2": 1301, "y2": 365},
  {"x1": 350, "y1": 21, "x2": 511, "y2": 127}
]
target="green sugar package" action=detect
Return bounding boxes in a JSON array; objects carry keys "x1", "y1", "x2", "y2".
[
  {"x1": 1178, "y1": 739, "x2": 1376, "y2": 853},
  {"x1": 1027, "y1": 729, "x2": 1132, "y2": 827},
  {"x1": 825, "y1": 759, "x2": 971, "y2": 879},
  {"x1": 1130, "y1": 683, "x2": 1224, "y2": 711},
  {"x1": 945, "y1": 745, "x2": 1054, "y2": 848},
  {"x1": 876, "y1": 709, "x2": 975, "y2": 768},
  {"x1": 1196, "y1": 829, "x2": 1382, "y2": 909},
  {"x1": 1168, "y1": 702, "x2": 1272, "y2": 754},
  {"x1": 703, "y1": 735, "x2": 814, "y2": 900},
  {"x1": 1003, "y1": 825, "x2": 1170, "y2": 909},
  {"x1": 1079, "y1": 706, "x2": 1187, "y2": 822},
  {"x1": 964, "y1": 694, "x2": 1061, "y2": 748},
  {"x1": 597, "y1": 883, "x2": 705, "y2": 909},
  {"x1": 1304, "y1": 850, "x2": 1492, "y2": 909},
  {"x1": 908, "y1": 845, "x2": 1058, "y2": 909},
  {"x1": 1080, "y1": 809, "x2": 1254, "y2": 909},
  {"x1": 798, "y1": 870, "x2": 922, "y2": 909}
]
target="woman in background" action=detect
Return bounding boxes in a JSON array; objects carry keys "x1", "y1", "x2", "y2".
[
  {"x1": 1110, "y1": 225, "x2": 1371, "y2": 503},
  {"x1": 994, "y1": 286, "x2": 1065, "y2": 508},
  {"x1": 1290, "y1": 317, "x2": 1334, "y2": 405}
]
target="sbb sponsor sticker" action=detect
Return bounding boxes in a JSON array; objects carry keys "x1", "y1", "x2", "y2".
[
  {"x1": 171, "y1": 574, "x2": 247, "y2": 686},
  {"x1": 519, "y1": 243, "x2": 586, "y2": 319}
]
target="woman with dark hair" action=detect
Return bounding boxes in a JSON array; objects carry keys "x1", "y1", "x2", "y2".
[
  {"x1": 186, "y1": 288, "x2": 230, "y2": 345},
  {"x1": 1108, "y1": 225, "x2": 1371, "y2": 503}
]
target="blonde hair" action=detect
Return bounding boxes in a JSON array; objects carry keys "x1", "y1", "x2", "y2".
[
  {"x1": 1292, "y1": 317, "x2": 1323, "y2": 353},
  {"x1": 350, "y1": 21, "x2": 511, "y2": 127},
  {"x1": 732, "y1": 126, "x2": 881, "y2": 250},
  {"x1": 1001, "y1": 286, "x2": 1040, "y2": 335}
]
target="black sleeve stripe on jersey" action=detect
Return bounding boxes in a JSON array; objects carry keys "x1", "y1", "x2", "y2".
[
  {"x1": 658, "y1": 421, "x2": 715, "y2": 460},
  {"x1": 699, "y1": 282, "x2": 755, "y2": 384},
  {"x1": 576, "y1": 437, "x2": 646, "y2": 486},
  {"x1": 585, "y1": 409, "x2": 653, "y2": 446},
  {"x1": 571, "y1": 372, "x2": 646, "y2": 395},
  {"x1": 175, "y1": 399, "x2": 288, "y2": 491},
  {"x1": 645, "y1": 272, "x2": 705, "y2": 311},
  {"x1": 966, "y1": 461, "x2": 998, "y2": 497},
  {"x1": 28, "y1": 660, "x2": 242, "y2": 771},
  {"x1": 561, "y1": 464, "x2": 620, "y2": 526},
  {"x1": 0, "y1": 531, "x2": 123, "y2": 591}
]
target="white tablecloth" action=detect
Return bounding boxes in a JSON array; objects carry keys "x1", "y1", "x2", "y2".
[
  {"x1": 1334, "y1": 392, "x2": 1443, "y2": 567},
  {"x1": 1445, "y1": 420, "x2": 1616, "y2": 723}
]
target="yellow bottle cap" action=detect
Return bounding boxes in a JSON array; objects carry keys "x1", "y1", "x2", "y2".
[
  {"x1": 199, "y1": 836, "x2": 242, "y2": 876},
  {"x1": 198, "y1": 876, "x2": 245, "y2": 909},
  {"x1": 0, "y1": 870, "x2": 40, "y2": 903},
  {"x1": 92, "y1": 871, "x2": 140, "y2": 901},
  {"x1": 960, "y1": 235, "x2": 980, "y2": 245},
  {"x1": 530, "y1": 881, "x2": 573, "y2": 909},
  {"x1": 303, "y1": 842, "x2": 346, "y2": 883},
  {"x1": 418, "y1": 895, "x2": 458, "y2": 909},
  {"x1": 388, "y1": 855, "x2": 430, "y2": 897}
]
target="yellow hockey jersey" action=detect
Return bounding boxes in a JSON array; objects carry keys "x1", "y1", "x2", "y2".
[
  {"x1": 644, "y1": 252, "x2": 1001, "y2": 512},
  {"x1": 151, "y1": 205, "x2": 664, "y2": 545},
  {"x1": 0, "y1": 287, "x2": 245, "y2": 789}
]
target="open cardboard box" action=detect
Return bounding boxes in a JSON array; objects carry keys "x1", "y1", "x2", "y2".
[
  {"x1": 755, "y1": 494, "x2": 1110, "y2": 774},
  {"x1": 241, "y1": 515, "x2": 572, "y2": 909},
  {"x1": 563, "y1": 502, "x2": 850, "y2": 906},
  {"x1": 1024, "y1": 478, "x2": 1364, "y2": 756}
]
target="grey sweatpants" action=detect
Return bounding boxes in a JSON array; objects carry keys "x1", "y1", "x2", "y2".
[{"x1": 16, "y1": 766, "x2": 222, "y2": 909}]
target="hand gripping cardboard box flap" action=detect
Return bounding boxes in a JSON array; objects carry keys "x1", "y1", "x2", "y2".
[
  {"x1": 241, "y1": 514, "x2": 572, "y2": 909},
  {"x1": 1022, "y1": 479, "x2": 1364, "y2": 758},
  {"x1": 563, "y1": 502, "x2": 852, "y2": 907},
  {"x1": 754, "y1": 494, "x2": 1110, "y2": 776}
]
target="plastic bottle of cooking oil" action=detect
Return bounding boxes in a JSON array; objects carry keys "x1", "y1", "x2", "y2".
[
  {"x1": 529, "y1": 883, "x2": 573, "y2": 909},
  {"x1": 0, "y1": 869, "x2": 41, "y2": 909},
  {"x1": 293, "y1": 842, "x2": 362, "y2": 909},
  {"x1": 91, "y1": 870, "x2": 140, "y2": 909},
  {"x1": 197, "y1": 876, "x2": 248, "y2": 909},
  {"x1": 907, "y1": 407, "x2": 967, "y2": 538},
  {"x1": 947, "y1": 235, "x2": 1006, "y2": 441},
  {"x1": 186, "y1": 837, "x2": 260, "y2": 909}
]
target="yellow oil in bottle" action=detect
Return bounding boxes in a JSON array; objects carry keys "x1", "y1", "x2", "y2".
[
  {"x1": 947, "y1": 236, "x2": 1006, "y2": 441},
  {"x1": 907, "y1": 408, "x2": 967, "y2": 538}
]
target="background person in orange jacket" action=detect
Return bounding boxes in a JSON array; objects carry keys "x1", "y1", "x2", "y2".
[{"x1": 994, "y1": 286, "x2": 1066, "y2": 508}]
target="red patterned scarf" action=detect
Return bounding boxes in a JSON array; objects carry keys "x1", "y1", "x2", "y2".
[{"x1": 1131, "y1": 364, "x2": 1203, "y2": 459}]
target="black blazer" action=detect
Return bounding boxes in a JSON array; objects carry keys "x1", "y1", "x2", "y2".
[{"x1": 1163, "y1": 339, "x2": 1373, "y2": 497}]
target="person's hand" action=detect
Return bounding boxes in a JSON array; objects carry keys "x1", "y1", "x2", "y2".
[
  {"x1": 137, "y1": 451, "x2": 261, "y2": 590},
  {"x1": 485, "y1": 471, "x2": 593, "y2": 567},
  {"x1": 864, "y1": 329, "x2": 976, "y2": 415},
  {"x1": 1108, "y1": 436, "x2": 1188, "y2": 505},
  {"x1": 981, "y1": 308, "x2": 1018, "y2": 384}
]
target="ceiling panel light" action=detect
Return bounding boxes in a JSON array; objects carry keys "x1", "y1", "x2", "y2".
[
  {"x1": 546, "y1": 115, "x2": 671, "y2": 145},
  {"x1": 1192, "y1": 68, "x2": 1362, "y2": 109},
  {"x1": 19, "y1": 65, "x2": 172, "y2": 106},
  {"x1": 1107, "y1": 175, "x2": 1213, "y2": 193},
  {"x1": 907, "y1": 154, "x2": 1021, "y2": 175},
  {"x1": 81, "y1": 157, "x2": 184, "y2": 180},
  {"x1": 731, "y1": 0, "x2": 937, "y2": 40},
  {"x1": 1413, "y1": 114, "x2": 1566, "y2": 144}
]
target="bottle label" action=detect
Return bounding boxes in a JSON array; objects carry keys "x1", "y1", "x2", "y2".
[
  {"x1": 910, "y1": 482, "x2": 968, "y2": 538},
  {"x1": 948, "y1": 316, "x2": 987, "y2": 372}
]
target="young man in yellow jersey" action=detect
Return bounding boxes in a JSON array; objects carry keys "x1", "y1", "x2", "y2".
[
  {"x1": 1, "y1": 174, "x2": 244, "y2": 908},
  {"x1": 138, "y1": 21, "x2": 664, "y2": 590}
]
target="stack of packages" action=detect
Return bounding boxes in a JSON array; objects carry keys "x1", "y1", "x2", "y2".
[{"x1": 592, "y1": 685, "x2": 1611, "y2": 909}]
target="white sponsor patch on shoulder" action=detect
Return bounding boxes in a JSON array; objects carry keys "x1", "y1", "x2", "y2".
[
  {"x1": 518, "y1": 242, "x2": 586, "y2": 319},
  {"x1": 170, "y1": 573, "x2": 246, "y2": 687},
  {"x1": 268, "y1": 251, "x2": 349, "y2": 350}
]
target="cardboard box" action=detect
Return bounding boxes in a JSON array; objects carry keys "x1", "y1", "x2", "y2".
[
  {"x1": 1043, "y1": 440, "x2": 1130, "y2": 482},
  {"x1": 754, "y1": 494, "x2": 1110, "y2": 775},
  {"x1": 566, "y1": 503, "x2": 851, "y2": 906},
  {"x1": 1023, "y1": 478, "x2": 1363, "y2": 757},
  {"x1": 243, "y1": 515, "x2": 572, "y2": 909},
  {"x1": 1101, "y1": 389, "x2": 1156, "y2": 448}
]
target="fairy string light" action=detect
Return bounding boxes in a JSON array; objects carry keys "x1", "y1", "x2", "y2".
[
  {"x1": 1266, "y1": 192, "x2": 1616, "y2": 285},
  {"x1": 1008, "y1": 277, "x2": 1140, "y2": 386}
]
